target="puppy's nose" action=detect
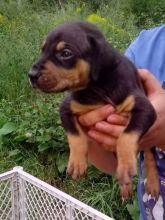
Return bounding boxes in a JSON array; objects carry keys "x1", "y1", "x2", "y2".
[{"x1": 28, "y1": 68, "x2": 41, "y2": 84}]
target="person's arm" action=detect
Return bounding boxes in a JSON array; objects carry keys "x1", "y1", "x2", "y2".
[
  {"x1": 79, "y1": 69, "x2": 165, "y2": 173},
  {"x1": 79, "y1": 105, "x2": 118, "y2": 174},
  {"x1": 88, "y1": 141, "x2": 117, "y2": 175},
  {"x1": 139, "y1": 69, "x2": 165, "y2": 151}
]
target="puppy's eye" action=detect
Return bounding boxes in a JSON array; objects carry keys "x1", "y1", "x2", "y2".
[{"x1": 59, "y1": 49, "x2": 73, "y2": 60}]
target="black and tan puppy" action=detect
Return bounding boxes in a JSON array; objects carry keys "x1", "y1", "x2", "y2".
[{"x1": 28, "y1": 22, "x2": 160, "y2": 199}]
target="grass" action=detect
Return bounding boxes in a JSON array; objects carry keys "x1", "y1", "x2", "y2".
[{"x1": 0, "y1": 0, "x2": 164, "y2": 219}]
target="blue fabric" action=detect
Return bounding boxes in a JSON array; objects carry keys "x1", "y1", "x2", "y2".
[
  {"x1": 125, "y1": 25, "x2": 165, "y2": 84},
  {"x1": 125, "y1": 25, "x2": 165, "y2": 220}
]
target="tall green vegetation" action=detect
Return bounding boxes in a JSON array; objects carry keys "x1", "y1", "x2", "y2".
[{"x1": 0, "y1": 0, "x2": 164, "y2": 219}]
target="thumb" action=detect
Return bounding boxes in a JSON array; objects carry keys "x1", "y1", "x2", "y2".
[{"x1": 138, "y1": 69, "x2": 162, "y2": 96}]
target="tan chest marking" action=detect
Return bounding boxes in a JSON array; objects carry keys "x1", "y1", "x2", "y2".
[
  {"x1": 70, "y1": 95, "x2": 135, "y2": 116},
  {"x1": 116, "y1": 95, "x2": 135, "y2": 116},
  {"x1": 70, "y1": 101, "x2": 103, "y2": 115}
]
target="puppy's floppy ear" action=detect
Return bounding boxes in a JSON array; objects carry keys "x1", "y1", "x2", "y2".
[{"x1": 87, "y1": 35, "x2": 110, "y2": 81}]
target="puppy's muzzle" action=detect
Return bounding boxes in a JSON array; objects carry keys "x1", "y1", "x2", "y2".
[{"x1": 28, "y1": 68, "x2": 41, "y2": 87}]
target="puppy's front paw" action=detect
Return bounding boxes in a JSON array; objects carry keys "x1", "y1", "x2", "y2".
[
  {"x1": 117, "y1": 162, "x2": 136, "y2": 186},
  {"x1": 67, "y1": 155, "x2": 87, "y2": 180},
  {"x1": 146, "y1": 177, "x2": 160, "y2": 199},
  {"x1": 120, "y1": 183, "x2": 133, "y2": 201}
]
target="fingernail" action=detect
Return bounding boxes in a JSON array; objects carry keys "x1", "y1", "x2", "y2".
[
  {"x1": 107, "y1": 115, "x2": 117, "y2": 123},
  {"x1": 104, "y1": 105, "x2": 114, "y2": 114},
  {"x1": 95, "y1": 121, "x2": 107, "y2": 129}
]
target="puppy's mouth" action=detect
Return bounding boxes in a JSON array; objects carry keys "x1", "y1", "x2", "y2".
[{"x1": 29, "y1": 75, "x2": 60, "y2": 93}]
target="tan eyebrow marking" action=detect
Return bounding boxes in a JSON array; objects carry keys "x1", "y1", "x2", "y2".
[
  {"x1": 41, "y1": 40, "x2": 46, "y2": 50},
  {"x1": 56, "y1": 41, "x2": 66, "y2": 51}
]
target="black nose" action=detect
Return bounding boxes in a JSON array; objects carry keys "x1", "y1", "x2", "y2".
[{"x1": 28, "y1": 68, "x2": 41, "y2": 84}]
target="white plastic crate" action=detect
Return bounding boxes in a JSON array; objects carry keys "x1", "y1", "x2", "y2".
[{"x1": 0, "y1": 167, "x2": 114, "y2": 220}]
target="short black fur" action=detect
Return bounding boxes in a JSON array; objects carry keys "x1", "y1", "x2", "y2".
[{"x1": 29, "y1": 21, "x2": 156, "y2": 140}]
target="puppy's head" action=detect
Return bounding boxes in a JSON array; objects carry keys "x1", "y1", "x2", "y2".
[{"x1": 28, "y1": 22, "x2": 110, "y2": 93}]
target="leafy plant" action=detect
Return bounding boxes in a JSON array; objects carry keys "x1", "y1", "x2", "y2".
[
  {"x1": 127, "y1": 200, "x2": 140, "y2": 220},
  {"x1": 128, "y1": 0, "x2": 165, "y2": 27},
  {"x1": 0, "y1": 122, "x2": 16, "y2": 149}
]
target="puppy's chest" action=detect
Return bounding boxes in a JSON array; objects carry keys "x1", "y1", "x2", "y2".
[
  {"x1": 70, "y1": 89, "x2": 113, "y2": 115},
  {"x1": 70, "y1": 91, "x2": 135, "y2": 116}
]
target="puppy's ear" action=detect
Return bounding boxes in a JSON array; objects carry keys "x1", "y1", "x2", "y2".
[{"x1": 87, "y1": 35, "x2": 110, "y2": 81}]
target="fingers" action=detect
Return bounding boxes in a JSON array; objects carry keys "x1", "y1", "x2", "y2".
[
  {"x1": 138, "y1": 69, "x2": 162, "y2": 95},
  {"x1": 79, "y1": 105, "x2": 128, "y2": 128},
  {"x1": 79, "y1": 105, "x2": 114, "y2": 127},
  {"x1": 107, "y1": 114, "x2": 128, "y2": 125},
  {"x1": 94, "y1": 121, "x2": 125, "y2": 138},
  {"x1": 88, "y1": 120, "x2": 125, "y2": 146},
  {"x1": 88, "y1": 129, "x2": 117, "y2": 147}
]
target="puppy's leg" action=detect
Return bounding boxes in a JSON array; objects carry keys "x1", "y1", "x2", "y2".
[
  {"x1": 116, "y1": 95, "x2": 156, "y2": 199},
  {"x1": 66, "y1": 121, "x2": 88, "y2": 179},
  {"x1": 60, "y1": 97, "x2": 88, "y2": 179},
  {"x1": 144, "y1": 149, "x2": 160, "y2": 198},
  {"x1": 117, "y1": 132, "x2": 138, "y2": 200}
]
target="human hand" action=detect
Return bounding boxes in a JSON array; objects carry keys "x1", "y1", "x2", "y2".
[
  {"x1": 79, "y1": 105, "x2": 127, "y2": 151},
  {"x1": 78, "y1": 105, "x2": 122, "y2": 173},
  {"x1": 79, "y1": 69, "x2": 165, "y2": 151},
  {"x1": 139, "y1": 69, "x2": 165, "y2": 150}
]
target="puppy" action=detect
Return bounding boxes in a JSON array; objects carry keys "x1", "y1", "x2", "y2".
[{"x1": 29, "y1": 22, "x2": 160, "y2": 200}]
